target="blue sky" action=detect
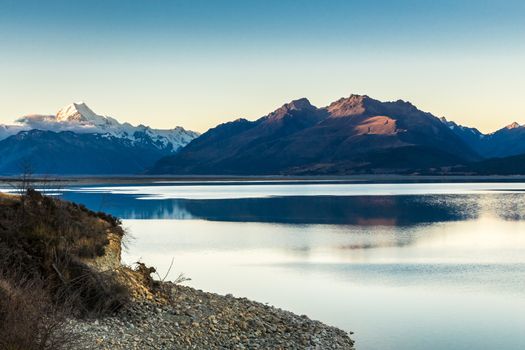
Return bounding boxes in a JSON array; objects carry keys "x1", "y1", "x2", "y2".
[{"x1": 0, "y1": 0, "x2": 524, "y2": 132}]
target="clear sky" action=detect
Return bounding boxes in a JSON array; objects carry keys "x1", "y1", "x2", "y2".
[{"x1": 0, "y1": 0, "x2": 524, "y2": 133}]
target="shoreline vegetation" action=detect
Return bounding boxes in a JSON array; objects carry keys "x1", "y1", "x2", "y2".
[{"x1": 0, "y1": 190, "x2": 354, "y2": 349}]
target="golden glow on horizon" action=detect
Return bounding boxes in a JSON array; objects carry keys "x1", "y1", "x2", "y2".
[
  {"x1": 1, "y1": 52, "x2": 523, "y2": 134},
  {"x1": 2, "y1": 86, "x2": 523, "y2": 135}
]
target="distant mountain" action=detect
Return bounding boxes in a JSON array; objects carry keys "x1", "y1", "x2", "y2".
[
  {"x1": 479, "y1": 122, "x2": 525, "y2": 158},
  {"x1": 0, "y1": 103, "x2": 198, "y2": 175},
  {"x1": 442, "y1": 118, "x2": 525, "y2": 158},
  {"x1": 150, "y1": 95, "x2": 480, "y2": 175},
  {"x1": 439, "y1": 118, "x2": 485, "y2": 153}
]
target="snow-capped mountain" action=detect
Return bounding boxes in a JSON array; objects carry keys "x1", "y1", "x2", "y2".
[
  {"x1": 4, "y1": 102, "x2": 199, "y2": 152},
  {"x1": 0, "y1": 103, "x2": 199, "y2": 175}
]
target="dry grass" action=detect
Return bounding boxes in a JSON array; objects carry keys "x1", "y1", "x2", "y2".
[
  {"x1": 0, "y1": 272, "x2": 79, "y2": 350},
  {"x1": 0, "y1": 189, "x2": 129, "y2": 316}
]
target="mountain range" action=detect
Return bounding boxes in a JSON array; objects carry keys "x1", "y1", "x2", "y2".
[
  {"x1": 150, "y1": 94, "x2": 525, "y2": 175},
  {"x1": 0, "y1": 103, "x2": 199, "y2": 174},
  {"x1": 1, "y1": 95, "x2": 524, "y2": 176}
]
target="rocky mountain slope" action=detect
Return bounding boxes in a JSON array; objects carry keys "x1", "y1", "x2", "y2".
[{"x1": 151, "y1": 95, "x2": 481, "y2": 175}]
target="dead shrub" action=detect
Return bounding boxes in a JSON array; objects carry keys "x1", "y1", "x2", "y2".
[
  {"x1": 0, "y1": 189, "x2": 130, "y2": 316},
  {"x1": 0, "y1": 273, "x2": 78, "y2": 350},
  {"x1": 57, "y1": 260, "x2": 130, "y2": 316}
]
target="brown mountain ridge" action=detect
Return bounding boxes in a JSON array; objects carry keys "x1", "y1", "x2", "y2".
[{"x1": 150, "y1": 94, "x2": 482, "y2": 175}]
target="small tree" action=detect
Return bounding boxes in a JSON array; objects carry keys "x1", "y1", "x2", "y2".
[{"x1": 14, "y1": 159, "x2": 36, "y2": 196}]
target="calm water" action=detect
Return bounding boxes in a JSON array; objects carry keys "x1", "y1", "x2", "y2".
[{"x1": 58, "y1": 182, "x2": 525, "y2": 350}]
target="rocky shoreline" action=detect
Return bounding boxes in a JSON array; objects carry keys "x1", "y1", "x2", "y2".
[
  {"x1": 69, "y1": 283, "x2": 355, "y2": 349},
  {"x1": 0, "y1": 191, "x2": 354, "y2": 349}
]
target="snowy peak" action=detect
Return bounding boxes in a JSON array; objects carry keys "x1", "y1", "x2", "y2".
[
  {"x1": 17, "y1": 102, "x2": 119, "y2": 131},
  {"x1": 2, "y1": 102, "x2": 199, "y2": 152},
  {"x1": 54, "y1": 102, "x2": 121, "y2": 130},
  {"x1": 56, "y1": 102, "x2": 100, "y2": 123}
]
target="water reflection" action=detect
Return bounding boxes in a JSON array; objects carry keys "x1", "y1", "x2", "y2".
[{"x1": 61, "y1": 191, "x2": 525, "y2": 226}]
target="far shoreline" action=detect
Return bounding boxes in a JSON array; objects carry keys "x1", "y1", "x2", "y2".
[{"x1": 2, "y1": 174, "x2": 525, "y2": 186}]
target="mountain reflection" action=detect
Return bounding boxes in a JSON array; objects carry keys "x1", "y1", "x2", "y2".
[{"x1": 60, "y1": 192, "x2": 489, "y2": 226}]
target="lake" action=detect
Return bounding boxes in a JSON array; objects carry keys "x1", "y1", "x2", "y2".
[{"x1": 58, "y1": 181, "x2": 525, "y2": 350}]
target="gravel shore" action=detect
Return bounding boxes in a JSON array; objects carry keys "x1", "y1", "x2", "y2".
[{"x1": 69, "y1": 283, "x2": 354, "y2": 349}]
